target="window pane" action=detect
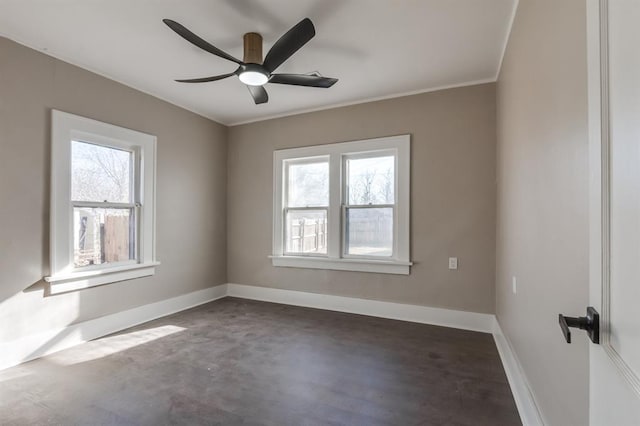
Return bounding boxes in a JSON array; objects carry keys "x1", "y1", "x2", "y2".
[
  {"x1": 346, "y1": 155, "x2": 394, "y2": 205},
  {"x1": 345, "y1": 207, "x2": 393, "y2": 257},
  {"x1": 286, "y1": 160, "x2": 329, "y2": 207},
  {"x1": 74, "y1": 207, "x2": 135, "y2": 267},
  {"x1": 285, "y1": 210, "x2": 328, "y2": 254},
  {"x1": 72, "y1": 140, "x2": 132, "y2": 203}
]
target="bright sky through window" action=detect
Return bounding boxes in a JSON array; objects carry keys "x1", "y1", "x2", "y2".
[{"x1": 71, "y1": 141, "x2": 131, "y2": 203}]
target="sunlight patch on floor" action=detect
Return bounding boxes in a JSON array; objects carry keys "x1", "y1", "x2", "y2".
[{"x1": 48, "y1": 325, "x2": 186, "y2": 366}]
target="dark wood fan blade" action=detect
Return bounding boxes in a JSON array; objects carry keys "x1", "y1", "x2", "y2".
[
  {"x1": 262, "y1": 18, "x2": 315, "y2": 73},
  {"x1": 247, "y1": 85, "x2": 268, "y2": 104},
  {"x1": 163, "y1": 19, "x2": 243, "y2": 65},
  {"x1": 175, "y1": 73, "x2": 236, "y2": 83},
  {"x1": 269, "y1": 73, "x2": 338, "y2": 88}
]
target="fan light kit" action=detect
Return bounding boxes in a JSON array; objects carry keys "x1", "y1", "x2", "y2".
[
  {"x1": 238, "y1": 68, "x2": 269, "y2": 86},
  {"x1": 238, "y1": 71, "x2": 268, "y2": 86},
  {"x1": 163, "y1": 17, "x2": 338, "y2": 104}
]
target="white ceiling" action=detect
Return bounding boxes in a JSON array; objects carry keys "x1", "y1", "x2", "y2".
[{"x1": 0, "y1": 0, "x2": 516, "y2": 126}]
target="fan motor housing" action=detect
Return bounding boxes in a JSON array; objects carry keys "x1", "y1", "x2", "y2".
[{"x1": 243, "y1": 32, "x2": 263, "y2": 64}]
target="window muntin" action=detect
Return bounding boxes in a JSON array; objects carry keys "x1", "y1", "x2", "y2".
[{"x1": 272, "y1": 135, "x2": 410, "y2": 275}]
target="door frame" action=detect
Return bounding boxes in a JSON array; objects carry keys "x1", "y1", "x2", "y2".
[{"x1": 587, "y1": 0, "x2": 640, "y2": 400}]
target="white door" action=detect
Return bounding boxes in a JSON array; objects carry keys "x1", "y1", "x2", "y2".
[{"x1": 588, "y1": 1, "x2": 640, "y2": 424}]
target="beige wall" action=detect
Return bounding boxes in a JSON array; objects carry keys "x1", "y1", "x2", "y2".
[
  {"x1": 496, "y1": 0, "x2": 589, "y2": 425},
  {"x1": 0, "y1": 37, "x2": 227, "y2": 343},
  {"x1": 228, "y1": 84, "x2": 497, "y2": 314}
]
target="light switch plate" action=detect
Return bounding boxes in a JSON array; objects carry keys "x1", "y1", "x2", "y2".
[
  {"x1": 448, "y1": 257, "x2": 458, "y2": 270},
  {"x1": 512, "y1": 276, "x2": 517, "y2": 294}
]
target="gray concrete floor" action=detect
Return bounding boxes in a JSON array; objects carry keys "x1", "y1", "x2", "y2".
[{"x1": 0, "y1": 297, "x2": 520, "y2": 425}]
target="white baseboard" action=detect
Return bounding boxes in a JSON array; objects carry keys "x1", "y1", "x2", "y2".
[
  {"x1": 226, "y1": 283, "x2": 495, "y2": 333},
  {"x1": 0, "y1": 284, "x2": 227, "y2": 371},
  {"x1": 492, "y1": 318, "x2": 545, "y2": 426}
]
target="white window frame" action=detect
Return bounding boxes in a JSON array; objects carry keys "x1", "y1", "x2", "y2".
[
  {"x1": 272, "y1": 135, "x2": 411, "y2": 275},
  {"x1": 45, "y1": 110, "x2": 158, "y2": 294}
]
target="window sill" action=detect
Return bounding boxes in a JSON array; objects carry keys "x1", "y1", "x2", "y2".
[
  {"x1": 270, "y1": 255, "x2": 411, "y2": 275},
  {"x1": 44, "y1": 262, "x2": 160, "y2": 295}
]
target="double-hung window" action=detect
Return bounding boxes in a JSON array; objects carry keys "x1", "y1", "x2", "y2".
[
  {"x1": 46, "y1": 110, "x2": 158, "y2": 294},
  {"x1": 284, "y1": 157, "x2": 330, "y2": 255},
  {"x1": 272, "y1": 135, "x2": 411, "y2": 274}
]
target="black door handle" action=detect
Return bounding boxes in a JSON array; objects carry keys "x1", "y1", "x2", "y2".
[{"x1": 558, "y1": 307, "x2": 600, "y2": 344}]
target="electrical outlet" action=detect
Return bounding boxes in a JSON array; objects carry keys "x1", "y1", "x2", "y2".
[
  {"x1": 448, "y1": 257, "x2": 458, "y2": 270},
  {"x1": 512, "y1": 276, "x2": 517, "y2": 294}
]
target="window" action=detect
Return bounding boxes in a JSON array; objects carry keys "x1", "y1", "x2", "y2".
[
  {"x1": 344, "y1": 154, "x2": 395, "y2": 257},
  {"x1": 272, "y1": 135, "x2": 411, "y2": 274},
  {"x1": 284, "y1": 157, "x2": 329, "y2": 255},
  {"x1": 46, "y1": 110, "x2": 158, "y2": 293}
]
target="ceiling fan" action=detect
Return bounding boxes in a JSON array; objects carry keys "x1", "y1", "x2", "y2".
[{"x1": 163, "y1": 17, "x2": 338, "y2": 105}]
